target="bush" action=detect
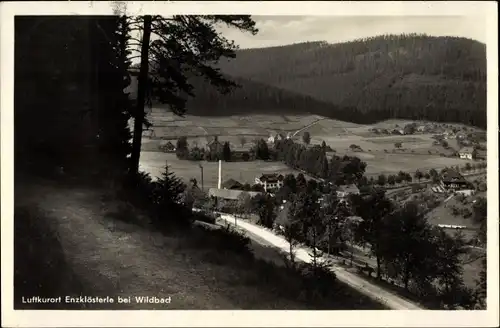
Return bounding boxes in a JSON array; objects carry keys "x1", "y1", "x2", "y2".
[{"x1": 190, "y1": 224, "x2": 253, "y2": 257}]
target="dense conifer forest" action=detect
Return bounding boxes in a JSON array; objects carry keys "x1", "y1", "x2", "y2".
[{"x1": 145, "y1": 34, "x2": 486, "y2": 128}]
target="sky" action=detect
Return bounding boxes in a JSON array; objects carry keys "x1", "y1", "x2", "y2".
[{"x1": 217, "y1": 15, "x2": 487, "y2": 49}]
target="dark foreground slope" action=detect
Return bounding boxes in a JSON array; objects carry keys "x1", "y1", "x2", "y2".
[{"x1": 14, "y1": 179, "x2": 386, "y2": 310}]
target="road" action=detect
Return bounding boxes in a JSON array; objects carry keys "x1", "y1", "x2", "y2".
[
  {"x1": 218, "y1": 213, "x2": 424, "y2": 310},
  {"x1": 292, "y1": 118, "x2": 326, "y2": 138}
]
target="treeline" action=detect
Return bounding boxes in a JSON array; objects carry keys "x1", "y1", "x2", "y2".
[
  {"x1": 273, "y1": 139, "x2": 367, "y2": 185},
  {"x1": 211, "y1": 34, "x2": 486, "y2": 128},
  {"x1": 174, "y1": 136, "x2": 271, "y2": 162},
  {"x1": 15, "y1": 16, "x2": 132, "y2": 179}
]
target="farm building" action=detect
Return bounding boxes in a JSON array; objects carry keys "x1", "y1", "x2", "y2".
[
  {"x1": 160, "y1": 141, "x2": 176, "y2": 152},
  {"x1": 221, "y1": 178, "x2": 243, "y2": 190},
  {"x1": 255, "y1": 173, "x2": 284, "y2": 192},
  {"x1": 207, "y1": 137, "x2": 223, "y2": 154},
  {"x1": 439, "y1": 168, "x2": 470, "y2": 190},
  {"x1": 208, "y1": 188, "x2": 262, "y2": 201},
  {"x1": 458, "y1": 147, "x2": 476, "y2": 160},
  {"x1": 336, "y1": 184, "x2": 360, "y2": 198},
  {"x1": 267, "y1": 132, "x2": 286, "y2": 144}
]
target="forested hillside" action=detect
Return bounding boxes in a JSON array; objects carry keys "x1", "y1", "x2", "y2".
[
  {"x1": 215, "y1": 34, "x2": 486, "y2": 128},
  {"x1": 134, "y1": 34, "x2": 487, "y2": 128}
]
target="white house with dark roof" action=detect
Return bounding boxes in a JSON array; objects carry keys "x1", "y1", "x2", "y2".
[{"x1": 255, "y1": 173, "x2": 284, "y2": 192}]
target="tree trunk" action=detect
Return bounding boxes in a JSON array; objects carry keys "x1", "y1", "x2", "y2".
[
  {"x1": 130, "y1": 15, "x2": 152, "y2": 175},
  {"x1": 376, "y1": 255, "x2": 381, "y2": 279}
]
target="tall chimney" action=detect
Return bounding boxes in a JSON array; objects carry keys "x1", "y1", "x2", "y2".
[{"x1": 218, "y1": 160, "x2": 222, "y2": 189}]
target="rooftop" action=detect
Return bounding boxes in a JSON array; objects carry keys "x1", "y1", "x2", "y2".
[
  {"x1": 459, "y1": 147, "x2": 475, "y2": 154},
  {"x1": 221, "y1": 179, "x2": 243, "y2": 190},
  {"x1": 258, "y1": 173, "x2": 284, "y2": 182},
  {"x1": 440, "y1": 168, "x2": 467, "y2": 182}
]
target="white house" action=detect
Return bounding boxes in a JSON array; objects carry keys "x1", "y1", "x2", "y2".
[
  {"x1": 458, "y1": 147, "x2": 476, "y2": 160},
  {"x1": 267, "y1": 132, "x2": 284, "y2": 144},
  {"x1": 254, "y1": 173, "x2": 284, "y2": 192},
  {"x1": 267, "y1": 134, "x2": 275, "y2": 144}
]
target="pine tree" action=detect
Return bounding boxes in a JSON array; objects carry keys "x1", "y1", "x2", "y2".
[
  {"x1": 127, "y1": 15, "x2": 258, "y2": 174},
  {"x1": 153, "y1": 164, "x2": 188, "y2": 225}
]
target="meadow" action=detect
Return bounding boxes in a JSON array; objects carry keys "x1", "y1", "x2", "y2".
[
  {"x1": 140, "y1": 152, "x2": 305, "y2": 187},
  {"x1": 140, "y1": 108, "x2": 483, "y2": 180}
]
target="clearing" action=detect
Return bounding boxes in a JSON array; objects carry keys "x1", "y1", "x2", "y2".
[
  {"x1": 140, "y1": 109, "x2": 484, "y2": 178},
  {"x1": 139, "y1": 152, "x2": 309, "y2": 186}
]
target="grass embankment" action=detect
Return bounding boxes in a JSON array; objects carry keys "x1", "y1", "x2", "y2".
[
  {"x1": 14, "y1": 205, "x2": 88, "y2": 309},
  {"x1": 14, "y1": 179, "x2": 387, "y2": 310}
]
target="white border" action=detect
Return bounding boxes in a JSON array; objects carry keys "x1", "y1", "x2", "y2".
[{"x1": 1, "y1": 1, "x2": 498, "y2": 327}]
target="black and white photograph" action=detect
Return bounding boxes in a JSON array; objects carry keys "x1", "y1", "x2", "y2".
[{"x1": 1, "y1": 1, "x2": 498, "y2": 327}]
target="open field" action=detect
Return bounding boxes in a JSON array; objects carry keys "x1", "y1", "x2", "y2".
[
  {"x1": 139, "y1": 152, "x2": 307, "y2": 187},
  {"x1": 140, "y1": 109, "x2": 485, "y2": 177},
  {"x1": 425, "y1": 193, "x2": 484, "y2": 230},
  {"x1": 326, "y1": 150, "x2": 472, "y2": 177}
]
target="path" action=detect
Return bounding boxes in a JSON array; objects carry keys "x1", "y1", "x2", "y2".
[
  {"x1": 218, "y1": 213, "x2": 424, "y2": 310},
  {"x1": 15, "y1": 183, "x2": 302, "y2": 310},
  {"x1": 292, "y1": 118, "x2": 326, "y2": 138}
]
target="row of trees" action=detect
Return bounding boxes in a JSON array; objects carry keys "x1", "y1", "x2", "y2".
[
  {"x1": 273, "y1": 139, "x2": 367, "y2": 184},
  {"x1": 174, "y1": 136, "x2": 272, "y2": 162}
]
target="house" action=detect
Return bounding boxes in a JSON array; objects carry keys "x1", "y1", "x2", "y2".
[
  {"x1": 336, "y1": 184, "x2": 360, "y2": 198},
  {"x1": 443, "y1": 130, "x2": 455, "y2": 139},
  {"x1": 458, "y1": 147, "x2": 476, "y2": 160},
  {"x1": 267, "y1": 132, "x2": 285, "y2": 144},
  {"x1": 416, "y1": 125, "x2": 426, "y2": 133},
  {"x1": 221, "y1": 178, "x2": 243, "y2": 190},
  {"x1": 403, "y1": 125, "x2": 415, "y2": 135},
  {"x1": 208, "y1": 188, "x2": 262, "y2": 201},
  {"x1": 207, "y1": 136, "x2": 223, "y2": 154},
  {"x1": 267, "y1": 134, "x2": 276, "y2": 144},
  {"x1": 160, "y1": 141, "x2": 176, "y2": 152},
  {"x1": 254, "y1": 173, "x2": 284, "y2": 192},
  {"x1": 439, "y1": 168, "x2": 470, "y2": 190}
]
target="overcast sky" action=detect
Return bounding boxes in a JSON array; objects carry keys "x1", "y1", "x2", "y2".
[{"x1": 218, "y1": 16, "x2": 487, "y2": 49}]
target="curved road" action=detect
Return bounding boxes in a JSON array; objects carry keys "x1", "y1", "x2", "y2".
[{"x1": 218, "y1": 213, "x2": 424, "y2": 310}]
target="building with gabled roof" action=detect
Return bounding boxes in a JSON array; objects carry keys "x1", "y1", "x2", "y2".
[{"x1": 255, "y1": 173, "x2": 284, "y2": 192}]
